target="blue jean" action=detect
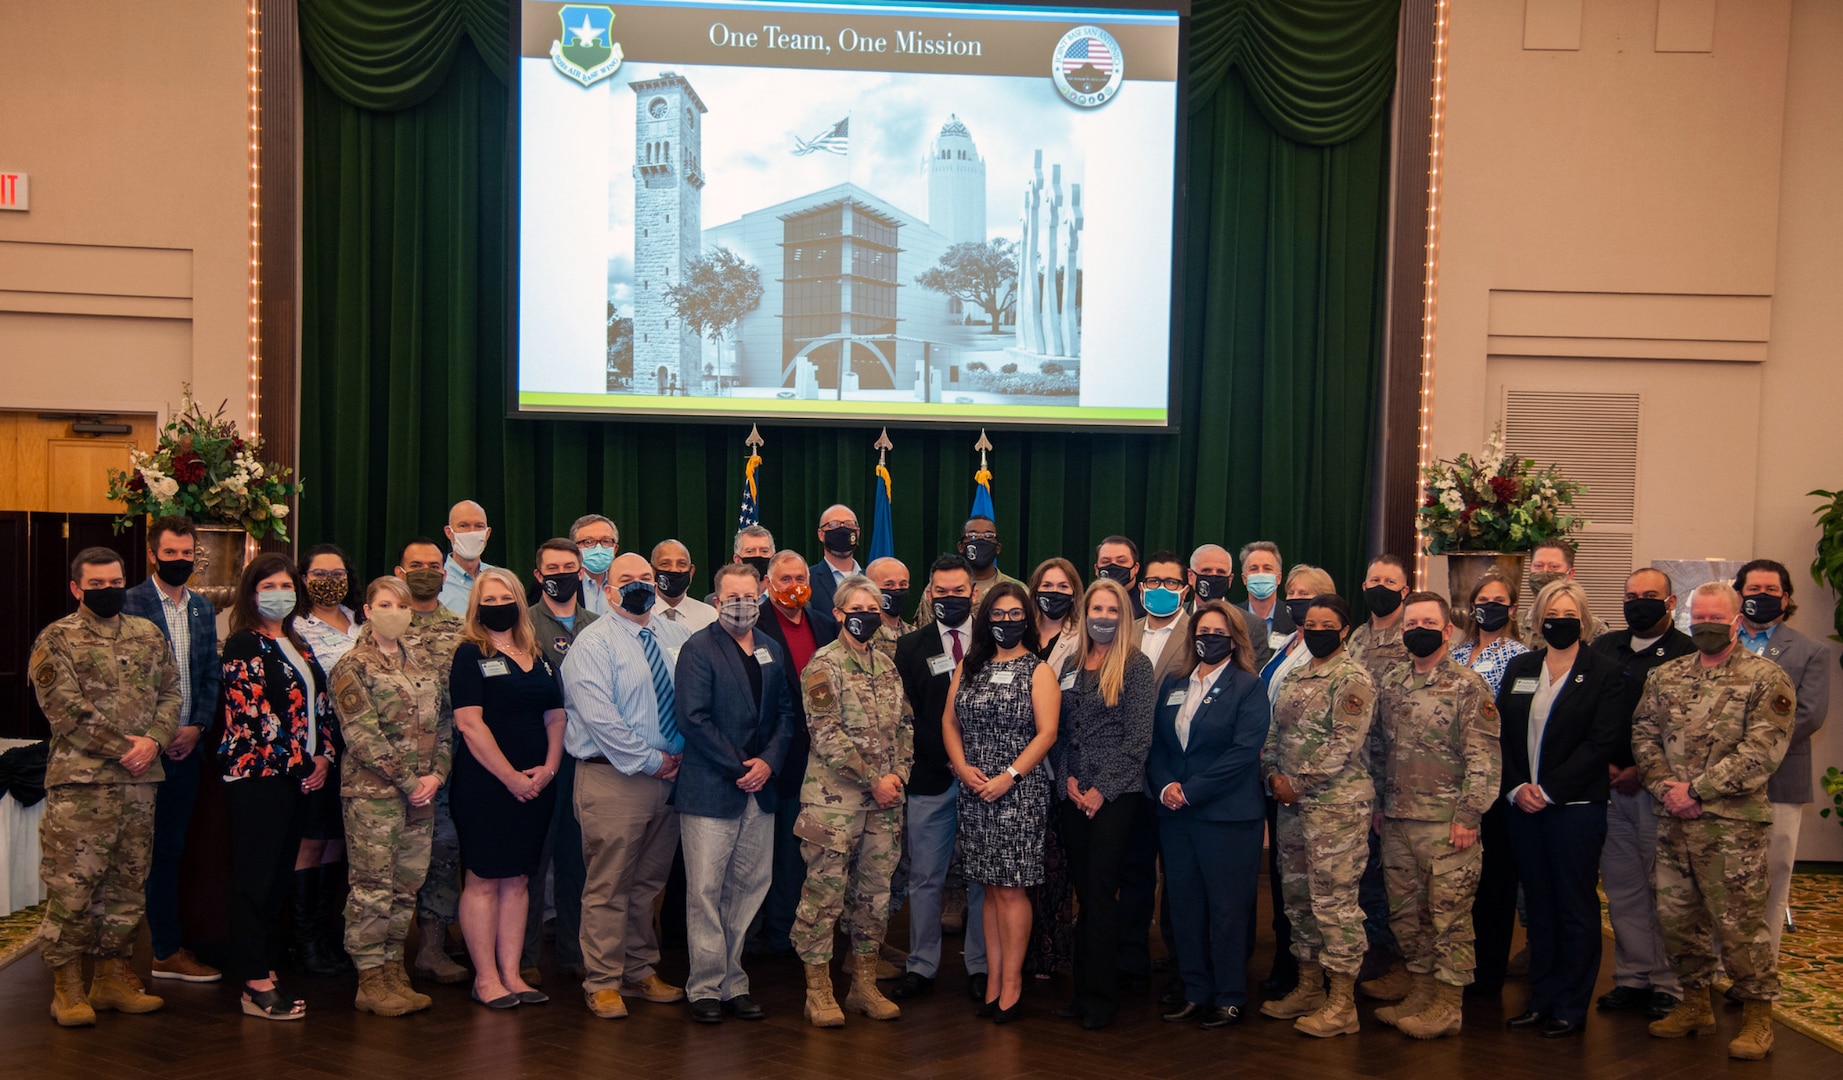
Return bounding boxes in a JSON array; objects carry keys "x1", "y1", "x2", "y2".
[
  {"x1": 904, "y1": 783, "x2": 986, "y2": 977},
  {"x1": 145, "y1": 741, "x2": 203, "y2": 959}
]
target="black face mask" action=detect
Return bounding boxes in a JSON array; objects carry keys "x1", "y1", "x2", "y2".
[
  {"x1": 1095, "y1": 564, "x2": 1135, "y2": 587},
  {"x1": 1740, "y1": 593, "x2": 1784, "y2": 624},
  {"x1": 842, "y1": 611, "x2": 879, "y2": 644},
  {"x1": 879, "y1": 588, "x2": 908, "y2": 618},
  {"x1": 823, "y1": 527, "x2": 858, "y2": 557},
  {"x1": 1364, "y1": 585, "x2": 1405, "y2": 618},
  {"x1": 1303, "y1": 628, "x2": 1344, "y2": 659},
  {"x1": 155, "y1": 558, "x2": 195, "y2": 588},
  {"x1": 654, "y1": 568, "x2": 691, "y2": 599},
  {"x1": 932, "y1": 594, "x2": 972, "y2": 628},
  {"x1": 1036, "y1": 591, "x2": 1075, "y2": 622},
  {"x1": 1540, "y1": 617, "x2": 1582, "y2": 650},
  {"x1": 540, "y1": 571, "x2": 581, "y2": 604},
  {"x1": 990, "y1": 621, "x2": 1027, "y2": 649},
  {"x1": 1402, "y1": 627, "x2": 1445, "y2": 658},
  {"x1": 1285, "y1": 597, "x2": 1313, "y2": 626},
  {"x1": 741, "y1": 556, "x2": 772, "y2": 579},
  {"x1": 1472, "y1": 601, "x2": 1511, "y2": 633},
  {"x1": 1193, "y1": 573, "x2": 1233, "y2": 601},
  {"x1": 961, "y1": 539, "x2": 997, "y2": 570},
  {"x1": 619, "y1": 581, "x2": 657, "y2": 615},
  {"x1": 1194, "y1": 634, "x2": 1235, "y2": 666},
  {"x1": 479, "y1": 601, "x2": 520, "y2": 633},
  {"x1": 83, "y1": 586, "x2": 127, "y2": 619},
  {"x1": 1623, "y1": 597, "x2": 1670, "y2": 633}
]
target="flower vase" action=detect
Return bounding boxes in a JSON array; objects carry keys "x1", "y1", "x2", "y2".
[
  {"x1": 1446, "y1": 552, "x2": 1528, "y2": 625},
  {"x1": 191, "y1": 524, "x2": 251, "y2": 611}
]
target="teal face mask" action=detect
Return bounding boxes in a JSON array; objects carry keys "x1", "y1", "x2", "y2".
[
  {"x1": 1143, "y1": 587, "x2": 1181, "y2": 618},
  {"x1": 1245, "y1": 573, "x2": 1279, "y2": 600},
  {"x1": 581, "y1": 547, "x2": 615, "y2": 575}
]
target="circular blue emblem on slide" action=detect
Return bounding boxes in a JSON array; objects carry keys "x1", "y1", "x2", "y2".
[{"x1": 1052, "y1": 26, "x2": 1124, "y2": 108}]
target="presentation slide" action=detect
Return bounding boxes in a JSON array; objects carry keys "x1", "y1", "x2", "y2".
[{"x1": 514, "y1": 0, "x2": 1183, "y2": 427}]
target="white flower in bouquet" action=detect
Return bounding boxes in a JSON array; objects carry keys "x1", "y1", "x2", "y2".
[{"x1": 148, "y1": 475, "x2": 179, "y2": 502}]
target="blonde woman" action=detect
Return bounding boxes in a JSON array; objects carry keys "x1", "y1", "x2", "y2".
[
  {"x1": 332, "y1": 576, "x2": 447, "y2": 1016},
  {"x1": 1261, "y1": 566, "x2": 1337, "y2": 700},
  {"x1": 450, "y1": 567, "x2": 566, "y2": 1008},
  {"x1": 1048, "y1": 577, "x2": 1156, "y2": 1029},
  {"x1": 1029, "y1": 557, "x2": 1084, "y2": 673}
]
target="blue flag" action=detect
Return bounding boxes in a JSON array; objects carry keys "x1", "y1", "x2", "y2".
[
  {"x1": 869, "y1": 463, "x2": 895, "y2": 563},
  {"x1": 738, "y1": 451, "x2": 761, "y2": 528},
  {"x1": 971, "y1": 465, "x2": 995, "y2": 522}
]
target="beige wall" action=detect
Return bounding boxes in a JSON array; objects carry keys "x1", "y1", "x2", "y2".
[
  {"x1": 0, "y1": 1, "x2": 250, "y2": 427},
  {"x1": 1437, "y1": 0, "x2": 1843, "y2": 857}
]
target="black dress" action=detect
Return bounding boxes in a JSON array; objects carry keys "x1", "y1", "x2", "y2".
[
  {"x1": 955, "y1": 653, "x2": 1050, "y2": 888},
  {"x1": 449, "y1": 642, "x2": 563, "y2": 880}
]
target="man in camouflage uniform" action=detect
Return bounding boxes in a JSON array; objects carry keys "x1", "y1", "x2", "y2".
[
  {"x1": 31, "y1": 546, "x2": 181, "y2": 1027},
  {"x1": 393, "y1": 537, "x2": 470, "y2": 983},
  {"x1": 333, "y1": 579, "x2": 451, "y2": 1017},
  {"x1": 1632, "y1": 581, "x2": 1794, "y2": 1061},
  {"x1": 1259, "y1": 597, "x2": 1376, "y2": 1038},
  {"x1": 868, "y1": 556, "x2": 913, "y2": 662},
  {"x1": 1348, "y1": 555, "x2": 1413, "y2": 997},
  {"x1": 793, "y1": 575, "x2": 914, "y2": 1027},
  {"x1": 1367, "y1": 591, "x2": 1500, "y2": 1039}
]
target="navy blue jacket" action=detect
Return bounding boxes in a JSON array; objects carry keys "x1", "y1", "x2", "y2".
[
  {"x1": 755, "y1": 600, "x2": 839, "y2": 799},
  {"x1": 122, "y1": 577, "x2": 221, "y2": 730},
  {"x1": 1146, "y1": 665, "x2": 1271, "y2": 822},
  {"x1": 673, "y1": 623, "x2": 793, "y2": 818}
]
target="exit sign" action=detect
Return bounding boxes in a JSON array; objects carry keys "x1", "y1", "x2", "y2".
[{"x1": 0, "y1": 172, "x2": 27, "y2": 211}]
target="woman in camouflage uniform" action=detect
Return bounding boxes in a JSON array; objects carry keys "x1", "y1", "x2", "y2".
[{"x1": 331, "y1": 576, "x2": 450, "y2": 1016}]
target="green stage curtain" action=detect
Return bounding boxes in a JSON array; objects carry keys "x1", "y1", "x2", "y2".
[{"x1": 299, "y1": 0, "x2": 1396, "y2": 604}]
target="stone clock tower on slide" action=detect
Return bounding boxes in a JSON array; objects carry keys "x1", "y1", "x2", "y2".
[{"x1": 630, "y1": 72, "x2": 706, "y2": 396}]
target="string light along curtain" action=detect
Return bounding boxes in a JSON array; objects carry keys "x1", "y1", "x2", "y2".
[{"x1": 298, "y1": 0, "x2": 1398, "y2": 602}]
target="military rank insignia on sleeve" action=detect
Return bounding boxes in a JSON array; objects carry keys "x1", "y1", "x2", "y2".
[{"x1": 1771, "y1": 693, "x2": 1794, "y2": 716}]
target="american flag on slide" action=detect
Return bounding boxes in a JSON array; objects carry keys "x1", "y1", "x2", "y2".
[
  {"x1": 792, "y1": 117, "x2": 849, "y2": 156},
  {"x1": 1062, "y1": 38, "x2": 1113, "y2": 73}
]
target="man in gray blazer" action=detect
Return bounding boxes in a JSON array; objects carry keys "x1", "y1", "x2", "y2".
[
  {"x1": 1734, "y1": 559, "x2": 1834, "y2": 955},
  {"x1": 674, "y1": 562, "x2": 793, "y2": 1022}
]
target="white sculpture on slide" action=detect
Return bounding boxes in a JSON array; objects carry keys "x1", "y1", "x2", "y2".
[{"x1": 1014, "y1": 150, "x2": 1082, "y2": 362}]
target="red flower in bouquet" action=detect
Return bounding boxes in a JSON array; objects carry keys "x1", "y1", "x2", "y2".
[
  {"x1": 1487, "y1": 475, "x2": 1519, "y2": 505},
  {"x1": 172, "y1": 452, "x2": 207, "y2": 484}
]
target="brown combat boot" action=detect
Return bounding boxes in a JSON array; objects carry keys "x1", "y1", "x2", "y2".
[
  {"x1": 844, "y1": 952, "x2": 901, "y2": 1020},
  {"x1": 804, "y1": 962, "x2": 845, "y2": 1027},
  {"x1": 1260, "y1": 966, "x2": 1326, "y2": 1019},
  {"x1": 88, "y1": 958, "x2": 164, "y2": 1014},
  {"x1": 1396, "y1": 982, "x2": 1463, "y2": 1039},
  {"x1": 388, "y1": 962, "x2": 433, "y2": 1012},
  {"x1": 1728, "y1": 1000, "x2": 1774, "y2": 1060},
  {"x1": 1358, "y1": 961, "x2": 1411, "y2": 1002},
  {"x1": 1295, "y1": 971, "x2": 1360, "y2": 1038},
  {"x1": 1648, "y1": 987, "x2": 1717, "y2": 1038},
  {"x1": 413, "y1": 919, "x2": 468, "y2": 984},
  {"x1": 48, "y1": 961, "x2": 96, "y2": 1027},
  {"x1": 354, "y1": 965, "x2": 413, "y2": 1017},
  {"x1": 1375, "y1": 972, "x2": 1437, "y2": 1028}
]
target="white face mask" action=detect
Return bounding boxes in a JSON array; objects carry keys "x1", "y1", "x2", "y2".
[{"x1": 450, "y1": 528, "x2": 489, "y2": 561}]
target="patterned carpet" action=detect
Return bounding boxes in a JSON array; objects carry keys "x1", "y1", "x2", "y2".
[{"x1": 0, "y1": 904, "x2": 42, "y2": 972}]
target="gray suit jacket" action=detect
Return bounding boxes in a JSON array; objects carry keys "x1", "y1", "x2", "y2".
[{"x1": 1759, "y1": 623, "x2": 1834, "y2": 804}]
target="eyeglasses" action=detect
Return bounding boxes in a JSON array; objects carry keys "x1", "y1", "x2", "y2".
[
  {"x1": 961, "y1": 531, "x2": 998, "y2": 542},
  {"x1": 576, "y1": 537, "x2": 618, "y2": 549},
  {"x1": 821, "y1": 521, "x2": 856, "y2": 532},
  {"x1": 304, "y1": 569, "x2": 349, "y2": 581},
  {"x1": 989, "y1": 610, "x2": 1028, "y2": 623},
  {"x1": 1142, "y1": 577, "x2": 1185, "y2": 590}
]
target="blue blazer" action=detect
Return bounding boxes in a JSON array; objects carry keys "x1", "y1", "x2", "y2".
[
  {"x1": 123, "y1": 577, "x2": 221, "y2": 730},
  {"x1": 673, "y1": 623, "x2": 793, "y2": 818},
  {"x1": 1146, "y1": 665, "x2": 1271, "y2": 822}
]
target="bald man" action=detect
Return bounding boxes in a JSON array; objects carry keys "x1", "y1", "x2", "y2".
[
  {"x1": 808, "y1": 504, "x2": 862, "y2": 615},
  {"x1": 866, "y1": 557, "x2": 913, "y2": 655},
  {"x1": 439, "y1": 500, "x2": 493, "y2": 614},
  {"x1": 653, "y1": 539, "x2": 717, "y2": 632}
]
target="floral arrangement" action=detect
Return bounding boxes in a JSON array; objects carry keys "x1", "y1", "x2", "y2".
[
  {"x1": 1416, "y1": 427, "x2": 1586, "y2": 555},
  {"x1": 105, "y1": 388, "x2": 299, "y2": 541}
]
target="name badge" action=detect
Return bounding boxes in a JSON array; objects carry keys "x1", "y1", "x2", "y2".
[
  {"x1": 1059, "y1": 673, "x2": 1076, "y2": 690},
  {"x1": 990, "y1": 670, "x2": 1016, "y2": 685},
  {"x1": 479, "y1": 659, "x2": 509, "y2": 678},
  {"x1": 928, "y1": 654, "x2": 954, "y2": 677},
  {"x1": 1510, "y1": 676, "x2": 1538, "y2": 695},
  {"x1": 1166, "y1": 689, "x2": 1188, "y2": 707},
  {"x1": 1269, "y1": 631, "x2": 1290, "y2": 651},
  {"x1": 754, "y1": 647, "x2": 774, "y2": 666}
]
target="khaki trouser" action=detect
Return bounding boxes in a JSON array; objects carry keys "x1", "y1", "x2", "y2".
[{"x1": 574, "y1": 761, "x2": 678, "y2": 993}]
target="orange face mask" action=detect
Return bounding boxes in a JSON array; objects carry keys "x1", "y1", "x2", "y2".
[{"x1": 770, "y1": 582, "x2": 812, "y2": 609}]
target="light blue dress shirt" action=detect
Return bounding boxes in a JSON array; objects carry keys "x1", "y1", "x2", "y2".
[
  {"x1": 560, "y1": 611, "x2": 692, "y2": 777},
  {"x1": 1738, "y1": 621, "x2": 1779, "y2": 656},
  {"x1": 580, "y1": 572, "x2": 613, "y2": 616},
  {"x1": 439, "y1": 553, "x2": 492, "y2": 615}
]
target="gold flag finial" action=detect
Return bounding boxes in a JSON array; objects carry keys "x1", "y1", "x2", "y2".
[
  {"x1": 745, "y1": 424, "x2": 765, "y2": 451},
  {"x1": 974, "y1": 428, "x2": 993, "y2": 468},
  {"x1": 874, "y1": 427, "x2": 893, "y2": 466}
]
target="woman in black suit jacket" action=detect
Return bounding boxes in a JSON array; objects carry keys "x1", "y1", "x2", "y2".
[
  {"x1": 1147, "y1": 601, "x2": 1272, "y2": 1029},
  {"x1": 1496, "y1": 580, "x2": 1626, "y2": 1038}
]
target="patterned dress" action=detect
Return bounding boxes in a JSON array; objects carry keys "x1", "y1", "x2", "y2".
[{"x1": 955, "y1": 653, "x2": 1050, "y2": 888}]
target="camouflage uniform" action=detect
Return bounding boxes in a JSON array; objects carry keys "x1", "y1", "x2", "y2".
[
  {"x1": 1347, "y1": 620, "x2": 1408, "y2": 683},
  {"x1": 871, "y1": 620, "x2": 912, "y2": 663},
  {"x1": 392, "y1": 607, "x2": 464, "y2": 925},
  {"x1": 1368, "y1": 657, "x2": 1501, "y2": 986},
  {"x1": 332, "y1": 639, "x2": 450, "y2": 969},
  {"x1": 791, "y1": 639, "x2": 914, "y2": 964},
  {"x1": 1631, "y1": 649, "x2": 1794, "y2": 1001},
  {"x1": 1264, "y1": 654, "x2": 1376, "y2": 976},
  {"x1": 30, "y1": 609, "x2": 181, "y2": 968}
]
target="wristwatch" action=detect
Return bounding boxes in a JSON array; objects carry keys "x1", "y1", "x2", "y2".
[{"x1": 1005, "y1": 766, "x2": 1023, "y2": 781}]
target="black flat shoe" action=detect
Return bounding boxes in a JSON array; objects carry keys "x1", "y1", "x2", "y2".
[
  {"x1": 1644, "y1": 992, "x2": 1681, "y2": 1020},
  {"x1": 993, "y1": 1000, "x2": 1024, "y2": 1024},
  {"x1": 516, "y1": 989, "x2": 549, "y2": 1004},
  {"x1": 1200, "y1": 1005, "x2": 1242, "y2": 1029},
  {"x1": 891, "y1": 972, "x2": 935, "y2": 1000},
  {"x1": 968, "y1": 973, "x2": 989, "y2": 1002},
  {"x1": 1506, "y1": 1010, "x2": 1548, "y2": 1028},
  {"x1": 689, "y1": 998, "x2": 722, "y2": 1024},
  {"x1": 1162, "y1": 1001, "x2": 1203, "y2": 1023},
  {"x1": 1540, "y1": 1018, "x2": 1584, "y2": 1038},
  {"x1": 1596, "y1": 985, "x2": 1648, "y2": 1011},
  {"x1": 471, "y1": 988, "x2": 520, "y2": 1009},
  {"x1": 1056, "y1": 1001, "x2": 1084, "y2": 1019},
  {"x1": 1081, "y1": 1012, "x2": 1113, "y2": 1030},
  {"x1": 723, "y1": 994, "x2": 765, "y2": 1020}
]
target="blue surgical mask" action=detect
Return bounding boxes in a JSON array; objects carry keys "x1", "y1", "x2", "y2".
[
  {"x1": 1245, "y1": 573, "x2": 1279, "y2": 600},
  {"x1": 581, "y1": 547, "x2": 615, "y2": 575},
  {"x1": 1143, "y1": 587, "x2": 1181, "y2": 618},
  {"x1": 256, "y1": 590, "x2": 297, "y2": 620}
]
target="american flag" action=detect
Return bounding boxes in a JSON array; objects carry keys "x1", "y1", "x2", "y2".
[
  {"x1": 738, "y1": 451, "x2": 761, "y2": 527},
  {"x1": 1062, "y1": 38, "x2": 1113, "y2": 74},
  {"x1": 792, "y1": 117, "x2": 849, "y2": 156}
]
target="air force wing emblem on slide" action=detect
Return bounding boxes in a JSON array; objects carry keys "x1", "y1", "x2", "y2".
[
  {"x1": 1052, "y1": 26, "x2": 1123, "y2": 108},
  {"x1": 552, "y1": 5, "x2": 624, "y2": 87}
]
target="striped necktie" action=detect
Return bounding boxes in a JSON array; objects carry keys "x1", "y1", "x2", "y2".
[{"x1": 637, "y1": 626, "x2": 681, "y2": 749}]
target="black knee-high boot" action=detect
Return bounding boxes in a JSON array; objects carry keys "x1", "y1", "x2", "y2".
[
  {"x1": 291, "y1": 868, "x2": 341, "y2": 977},
  {"x1": 317, "y1": 862, "x2": 355, "y2": 973}
]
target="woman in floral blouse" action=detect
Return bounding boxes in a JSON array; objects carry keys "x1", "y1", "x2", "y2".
[
  {"x1": 218, "y1": 552, "x2": 338, "y2": 1021},
  {"x1": 1450, "y1": 570, "x2": 1529, "y2": 696}
]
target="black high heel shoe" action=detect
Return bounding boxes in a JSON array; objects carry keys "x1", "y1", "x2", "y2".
[
  {"x1": 993, "y1": 999, "x2": 1024, "y2": 1024},
  {"x1": 976, "y1": 997, "x2": 998, "y2": 1018}
]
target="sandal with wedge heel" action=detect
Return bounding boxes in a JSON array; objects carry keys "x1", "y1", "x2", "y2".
[{"x1": 242, "y1": 984, "x2": 307, "y2": 1021}]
